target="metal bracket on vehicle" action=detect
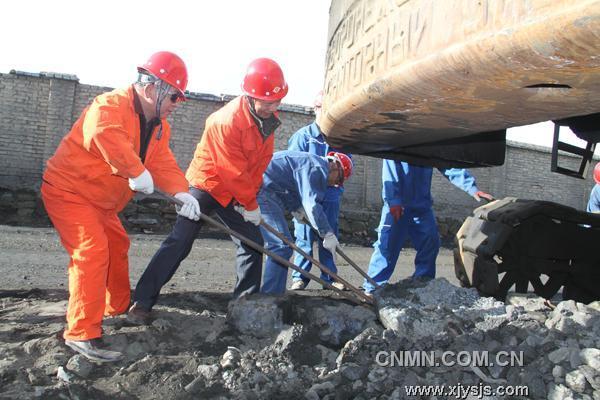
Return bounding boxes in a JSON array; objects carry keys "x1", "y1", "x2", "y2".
[{"x1": 551, "y1": 113, "x2": 600, "y2": 179}]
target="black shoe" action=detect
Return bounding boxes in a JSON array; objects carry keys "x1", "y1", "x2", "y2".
[{"x1": 126, "y1": 302, "x2": 152, "y2": 325}]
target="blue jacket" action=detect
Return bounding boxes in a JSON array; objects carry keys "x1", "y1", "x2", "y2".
[
  {"x1": 587, "y1": 184, "x2": 600, "y2": 213},
  {"x1": 262, "y1": 151, "x2": 332, "y2": 236},
  {"x1": 287, "y1": 122, "x2": 350, "y2": 201},
  {"x1": 382, "y1": 160, "x2": 479, "y2": 209}
]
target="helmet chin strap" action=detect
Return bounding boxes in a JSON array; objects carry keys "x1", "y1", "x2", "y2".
[
  {"x1": 153, "y1": 80, "x2": 171, "y2": 140},
  {"x1": 154, "y1": 80, "x2": 170, "y2": 118},
  {"x1": 327, "y1": 159, "x2": 344, "y2": 187},
  {"x1": 137, "y1": 72, "x2": 170, "y2": 139}
]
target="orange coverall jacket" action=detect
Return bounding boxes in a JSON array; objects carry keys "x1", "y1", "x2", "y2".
[
  {"x1": 43, "y1": 85, "x2": 188, "y2": 211},
  {"x1": 186, "y1": 96, "x2": 275, "y2": 211}
]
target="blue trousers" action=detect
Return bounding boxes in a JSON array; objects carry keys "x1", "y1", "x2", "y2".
[
  {"x1": 133, "y1": 188, "x2": 263, "y2": 309},
  {"x1": 291, "y1": 199, "x2": 340, "y2": 285},
  {"x1": 363, "y1": 202, "x2": 440, "y2": 293},
  {"x1": 258, "y1": 191, "x2": 294, "y2": 294}
]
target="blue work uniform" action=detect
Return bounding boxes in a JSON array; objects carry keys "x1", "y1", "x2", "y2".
[
  {"x1": 587, "y1": 184, "x2": 600, "y2": 213},
  {"x1": 287, "y1": 122, "x2": 350, "y2": 286},
  {"x1": 258, "y1": 151, "x2": 333, "y2": 294},
  {"x1": 363, "y1": 160, "x2": 480, "y2": 293}
]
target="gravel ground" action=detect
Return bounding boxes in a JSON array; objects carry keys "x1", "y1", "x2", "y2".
[{"x1": 1, "y1": 225, "x2": 598, "y2": 400}]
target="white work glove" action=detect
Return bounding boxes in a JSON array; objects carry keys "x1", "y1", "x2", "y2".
[
  {"x1": 291, "y1": 208, "x2": 308, "y2": 224},
  {"x1": 128, "y1": 169, "x2": 154, "y2": 194},
  {"x1": 322, "y1": 232, "x2": 339, "y2": 261},
  {"x1": 240, "y1": 206, "x2": 262, "y2": 226},
  {"x1": 174, "y1": 192, "x2": 201, "y2": 221},
  {"x1": 234, "y1": 204, "x2": 244, "y2": 215}
]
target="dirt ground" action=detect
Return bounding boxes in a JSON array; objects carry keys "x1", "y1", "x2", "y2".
[
  {"x1": 0, "y1": 224, "x2": 461, "y2": 399},
  {"x1": 3, "y1": 225, "x2": 598, "y2": 400},
  {"x1": 0, "y1": 224, "x2": 460, "y2": 294}
]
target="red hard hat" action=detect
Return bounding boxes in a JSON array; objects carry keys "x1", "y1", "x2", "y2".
[
  {"x1": 594, "y1": 162, "x2": 600, "y2": 184},
  {"x1": 327, "y1": 151, "x2": 353, "y2": 182},
  {"x1": 241, "y1": 58, "x2": 288, "y2": 101},
  {"x1": 313, "y1": 91, "x2": 323, "y2": 108},
  {"x1": 138, "y1": 51, "x2": 188, "y2": 97}
]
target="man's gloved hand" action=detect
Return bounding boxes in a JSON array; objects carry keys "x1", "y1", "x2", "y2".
[
  {"x1": 390, "y1": 205, "x2": 404, "y2": 222},
  {"x1": 242, "y1": 206, "x2": 262, "y2": 226},
  {"x1": 174, "y1": 192, "x2": 201, "y2": 221},
  {"x1": 129, "y1": 169, "x2": 154, "y2": 194},
  {"x1": 322, "y1": 232, "x2": 339, "y2": 261},
  {"x1": 234, "y1": 203, "x2": 244, "y2": 215},
  {"x1": 291, "y1": 208, "x2": 308, "y2": 224},
  {"x1": 474, "y1": 190, "x2": 494, "y2": 202}
]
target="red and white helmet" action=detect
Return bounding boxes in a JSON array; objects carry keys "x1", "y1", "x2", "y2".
[
  {"x1": 138, "y1": 51, "x2": 188, "y2": 97},
  {"x1": 594, "y1": 162, "x2": 600, "y2": 184},
  {"x1": 327, "y1": 151, "x2": 353, "y2": 183},
  {"x1": 241, "y1": 58, "x2": 288, "y2": 101}
]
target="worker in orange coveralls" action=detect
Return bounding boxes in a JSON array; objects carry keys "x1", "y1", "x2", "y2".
[
  {"x1": 128, "y1": 58, "x2": 288, "y2": 323},
  {"x1": 41, "y1": 51, "x2": 200, "y2": 362}
]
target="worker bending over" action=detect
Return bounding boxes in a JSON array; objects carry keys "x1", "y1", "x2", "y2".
[{"x1": 258, "y1": 150, "x2": 352, "y2": 294}]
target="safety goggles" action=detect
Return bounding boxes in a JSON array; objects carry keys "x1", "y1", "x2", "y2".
[{"x1": 169, "y1": 92, "x2": 185, "y2": 103}]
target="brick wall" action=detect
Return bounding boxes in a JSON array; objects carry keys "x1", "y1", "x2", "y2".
[
  {"x1": 0, "y1": 71, "x2": 596, "y2": 241},
  {"x1": 0, "y1": 73, "x2": 50, "y2": 188}
]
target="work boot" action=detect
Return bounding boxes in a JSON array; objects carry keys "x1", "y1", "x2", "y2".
[
  {"x1": 323, "y1": 282, "x2": 347, "y2": 291},
  {"x1": 290, "y1": 280, "x2": 307, "y2": 291},
  {"x1": 126, "y1": 302, "x2": 152, "y2": 325},
  {"x1": 65, "y1": 339, "x2": 123, "y2": 362}
]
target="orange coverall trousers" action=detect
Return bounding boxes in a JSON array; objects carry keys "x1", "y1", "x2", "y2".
[{"x1": 41, "y1": 183, "x2": 131, "y2": 340}]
